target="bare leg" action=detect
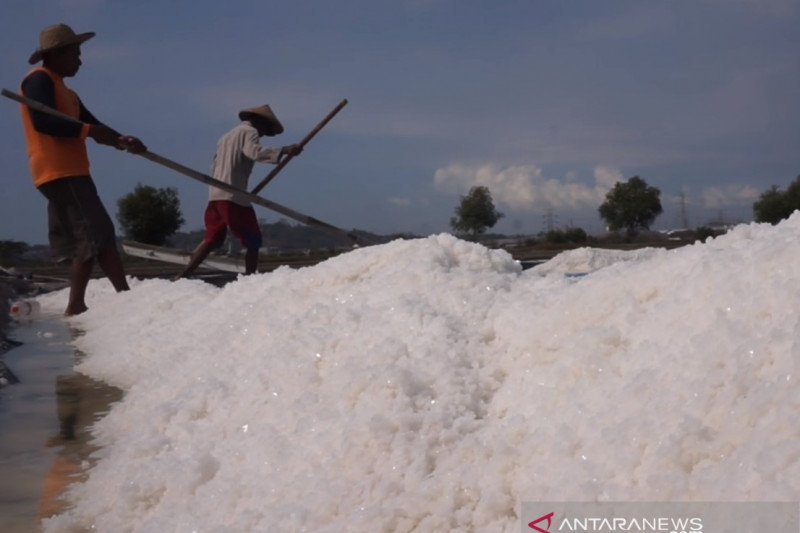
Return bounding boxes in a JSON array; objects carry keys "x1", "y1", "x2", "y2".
[
  {"x1": 97, "y1": 245, "x2": 130, "y2": 292},
  {"x1": 245, "y1": 248, "x2": 259, "y2": 275},
  {"x1": 173, "y1": 241, "x2": 216, "y2": 281},
  {"x1": 65, "y1": 257, "x2": 93, "y2": 316}
]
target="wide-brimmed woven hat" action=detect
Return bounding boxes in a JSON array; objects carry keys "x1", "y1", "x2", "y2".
[
  {"x1": 29, "y1": 23, "x2": 95, "y2": 65},
  {"x1": 239, "y1": 104, "x2": 284, "y2": 134}
]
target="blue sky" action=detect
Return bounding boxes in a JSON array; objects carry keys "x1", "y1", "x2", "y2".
[{"x1": 1, "y1": 0, "x2": 798, "y2": 244}]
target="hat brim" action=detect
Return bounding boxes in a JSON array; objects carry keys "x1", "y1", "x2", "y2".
[
  {"x1": 239, "y1": 111, "x2": 284, "y2": 135},
  {"x1": 28, "y1": 32, "x2": 95, "y2": 64}
]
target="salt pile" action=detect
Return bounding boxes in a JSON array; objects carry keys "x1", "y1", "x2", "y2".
[{"x1": 39, "y1": 217, "x2": 800, "y2": 532}]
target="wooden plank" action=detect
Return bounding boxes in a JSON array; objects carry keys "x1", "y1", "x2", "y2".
[
  {"x1": 1, "y1": 89, "x2": 360, "y2": 244},
  {"x1": 121, "y1": 241, "x2": 245, "y2": 273}
]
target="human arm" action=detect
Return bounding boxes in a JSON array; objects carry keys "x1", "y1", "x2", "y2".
[
  {"x1": 241, "y1": 127, "x2": 303, "y2": 163},
  {"x1": 21, "y1": 71, "x2": 87, "y2": 138},
  {"x1": 245, "y1": 140, "x2": 303, "y2": 163},
  {"x1": 79, "y1": 99, "x2": 147, "y2": 153},
  {"x1": 21, "y1": 71, "x2": 146, "y2": 152},
  {"x1": 77, "y1": 101, "x2": 124, "y2": 147},
  {"x1": 241, "y1": 128, "x2": 282, "y2": 164}
]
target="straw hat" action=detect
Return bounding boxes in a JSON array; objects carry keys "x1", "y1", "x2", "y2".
[
  {"x1": 239, "y1": 105, "x2": 284, "y2": 134},
  {"x1": 29, "y1": 24, "x2": 95, "y2": 64}
]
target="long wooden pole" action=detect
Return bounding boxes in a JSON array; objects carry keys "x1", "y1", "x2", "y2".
[
  {"x1": 2, "y1": 89, "x2": 359, "y2": 243},
  {"x1": 250, "y1": 98, "x2": 348, "y2": 195}
]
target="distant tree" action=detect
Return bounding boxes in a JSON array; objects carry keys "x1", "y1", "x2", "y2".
[
  {"x1": 0, "y1": 240, "x2": 28, "y2": 266},
  {"x1": 752, "y1": 186, "x2": 791, "y2": 224},
  {"x1": 598, "y1": 176, "x2": 662, "y2": 239},
  {"x1": 117, "y1": 184, "x2": 184, "y2": 245},
  {"x1": 450, "y1": 186, "x2": 504, "y2": 239},
  {"x1": 545, "y1": 227, "x2": 587, "y2": 244},
  {"x1": 786, "y1": 175, "x2": 800, "y2": 207},
  {"x1": 753, "y1": 175, "x2": 800, "y2": 224},
  {"x1": 693, "y1": 226, "x2": 722, "y2": 242}
]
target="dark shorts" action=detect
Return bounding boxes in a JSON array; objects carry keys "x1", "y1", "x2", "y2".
[
  {"x1": 37, "y1": 176, "x2": 117, "y2": 263},
  {"x1": 203, "y1": 200, "x2": 262, "y2": 250}
]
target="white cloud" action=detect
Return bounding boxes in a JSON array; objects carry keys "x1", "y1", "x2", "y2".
[
  {"x1": 593, "y1": 166, "x2": 624, "y2": 189},
  {"x1": 701, "y1": 184, "x2": 761, "y2": 209},
  {"x1": 433, "y1": 163, "x2": 622, "y2": 212}
]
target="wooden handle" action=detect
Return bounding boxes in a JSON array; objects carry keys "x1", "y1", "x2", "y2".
[
  {"x1": 2, "y1": 88, "x2": 82, "y2": 124},
  {"x1": 2, "y1": 88, "x2": 359, "y2": 243},
  {"x1": 250, "y1": 99, "x2": 348, "y2": 194}
]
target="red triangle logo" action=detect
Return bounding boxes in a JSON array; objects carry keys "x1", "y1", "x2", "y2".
[{"x1": 528, "y1": 511, "x2": 554, "y2": 532}]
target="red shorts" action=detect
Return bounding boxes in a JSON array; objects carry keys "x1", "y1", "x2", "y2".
[{"x1": 203, "y1": 201, "x2": 262, "y2": 250}]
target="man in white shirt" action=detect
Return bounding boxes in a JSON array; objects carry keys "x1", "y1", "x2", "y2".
[{"x1": 175, "y1": 105, "x2": 300, "y2": 279}]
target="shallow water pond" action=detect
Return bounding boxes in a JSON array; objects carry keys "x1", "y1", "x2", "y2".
[{"x1": 0, "y1": 314, "x2": 121, "y2": 532}]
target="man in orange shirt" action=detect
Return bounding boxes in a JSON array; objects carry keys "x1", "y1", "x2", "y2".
[{"x1": 19, "y1": 24, "x2": 146, "y2": 315}]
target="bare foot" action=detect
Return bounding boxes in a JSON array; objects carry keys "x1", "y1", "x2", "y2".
[{"x1": 64, "y1": 303, "x2": 88, "y2": 316}]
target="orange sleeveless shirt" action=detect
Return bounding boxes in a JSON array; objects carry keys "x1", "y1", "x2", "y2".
[{"x1": 20, "y1": 67, "x2": 91, "y2": 187}]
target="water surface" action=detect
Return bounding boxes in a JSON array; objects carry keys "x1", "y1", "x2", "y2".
[{"x1": 0, "y1": 314, "x2": 121, "y2": 532}]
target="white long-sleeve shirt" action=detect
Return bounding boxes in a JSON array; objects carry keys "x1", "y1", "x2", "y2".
[{"x1": 208, "y1": 121, "x2": 281, "y2": 206}]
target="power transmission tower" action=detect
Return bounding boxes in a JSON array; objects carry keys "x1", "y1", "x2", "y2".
[
  {"x1": 542, "y1": 208, "x2": 557, "y2": 232},
  {"x1": 679, "y1": 191, "x2": 689, "y2": 229}
]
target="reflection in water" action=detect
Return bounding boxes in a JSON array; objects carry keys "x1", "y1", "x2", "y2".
[
  {"x1": 0, "y1": 358, "x2": 20, "y2": 386},
  {"x1": 0, "y1": 318, "x2": 122, "y2": 532},
  {"x1": 39, "y1": 371, "x2": 122, "y2": 520}
]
